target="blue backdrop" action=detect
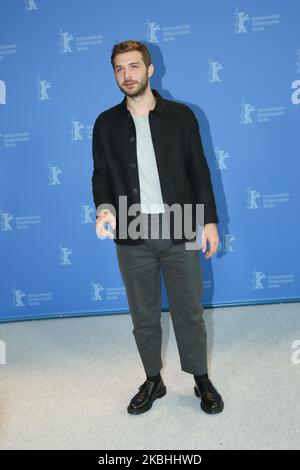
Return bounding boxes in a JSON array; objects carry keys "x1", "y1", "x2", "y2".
[{"x1": 1, "y1": 0, "x2": 299, "y2": 322}]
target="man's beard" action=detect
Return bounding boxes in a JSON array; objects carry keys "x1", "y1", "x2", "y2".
[{"x1": 118, "y1": 73, "x2": 149, "y2": 98}]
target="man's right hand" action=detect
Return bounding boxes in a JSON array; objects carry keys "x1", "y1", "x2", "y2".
[{"x1": 96, "y1": 209, "x2": 116, "y2": 239}]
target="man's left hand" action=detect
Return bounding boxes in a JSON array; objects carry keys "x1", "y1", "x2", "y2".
[{"x1": 201, "y1": 223, "x2": 219, "y2": 259}]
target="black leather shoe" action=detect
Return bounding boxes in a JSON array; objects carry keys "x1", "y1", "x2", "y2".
[
  {"x1": 127, "y1": 378, "x2": 166, "y2": 415},
  {"x1": 194, "y1": 377, "x2": 224, "y2": 414}
]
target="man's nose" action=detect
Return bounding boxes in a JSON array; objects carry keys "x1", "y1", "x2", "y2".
[{"x1": 124, "y1": 69, "x2": 132, "y2": 80}]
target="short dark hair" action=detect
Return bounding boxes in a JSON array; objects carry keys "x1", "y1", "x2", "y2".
[{"x1": 111, "y1": 40, "x2": 152, "y2": 69}]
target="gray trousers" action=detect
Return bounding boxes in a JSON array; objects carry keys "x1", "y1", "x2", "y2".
[{"x1": 115, "y1": 212, "x2": 208, "y2": 377}]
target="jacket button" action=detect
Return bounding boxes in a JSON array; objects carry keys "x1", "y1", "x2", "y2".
[
  {"x1": 130, "y1": 162, "x2": 137, "y2": 168},
  {"x1": 133, "y1": 188, "x2": 138, "y2": 194},
  {"x1": 129, "y1": 136, "x2": 136, "y2": 142}
]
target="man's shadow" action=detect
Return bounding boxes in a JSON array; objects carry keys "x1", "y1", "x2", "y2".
[{"x1": 147, "y1": 42, "x2": 230, "y2": 377}]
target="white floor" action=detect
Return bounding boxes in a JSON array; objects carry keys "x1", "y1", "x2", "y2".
[{"x1": 0, "y1": 302, "x2": 299, "y2": 450}]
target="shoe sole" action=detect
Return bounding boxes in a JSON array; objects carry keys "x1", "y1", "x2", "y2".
[
  {"x1": 127, "y1": 386, "x2": 167, "y2": 415},
  {"x1": 194, "y1": 385, "x2": 224, "y2": 414}
]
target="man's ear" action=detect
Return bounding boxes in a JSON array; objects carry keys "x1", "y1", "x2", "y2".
[{"x1": 148, "y1": 63, "x2": 154, "y2": 78}]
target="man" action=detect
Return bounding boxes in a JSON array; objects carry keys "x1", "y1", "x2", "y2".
[{"x1": 92, "y1": 40, "x2": 224, "y2": 415}]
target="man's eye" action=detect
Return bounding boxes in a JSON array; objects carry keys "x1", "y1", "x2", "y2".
[{"x1": 116, "y1": 65, "x2": 138, "y2": 72}]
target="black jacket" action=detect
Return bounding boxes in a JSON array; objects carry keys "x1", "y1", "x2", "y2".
[{"x1": 91, "y1": 89, "x2": 218, "y2": 245}]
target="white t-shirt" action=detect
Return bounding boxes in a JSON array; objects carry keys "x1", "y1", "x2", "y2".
[{"x1": 132, "y1": 113, "x2": 165, "y2": 214}]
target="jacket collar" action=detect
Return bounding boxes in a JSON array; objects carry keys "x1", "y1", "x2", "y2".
[{"x1": 120, "y1": 88, "x2": 166, "y2": 117}]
